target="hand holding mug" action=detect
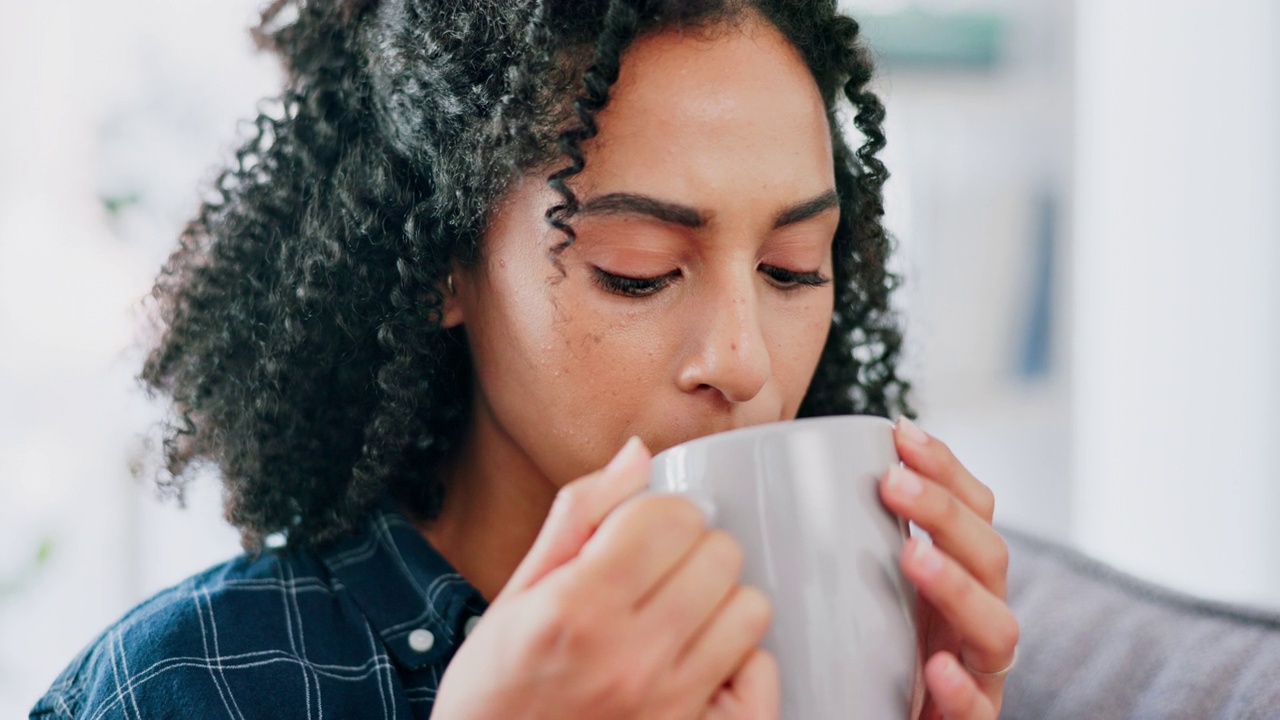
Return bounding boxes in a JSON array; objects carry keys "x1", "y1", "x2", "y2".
[
  {"x1": 433, "y1": 438, "x2": 779, "y2": 720},
  {"x1": 651, "y1": 416, "x2": 918, "y2": 719},
  {"x1": 879, "y1": 418, "x2": 1019, "y2": 720}
]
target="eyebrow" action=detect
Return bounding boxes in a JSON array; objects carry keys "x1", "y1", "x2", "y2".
[
  {"x1": 772, "y1": 189, "x2": 840, "y2": 229},
  {"x1": 576, "y1": 189, "x2": 840, "y2": 230}
]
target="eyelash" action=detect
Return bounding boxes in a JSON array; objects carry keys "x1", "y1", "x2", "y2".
[
  {"x1": 591, "y1": 266, "x2": 830, "y2": 298},
  {"x1": 592, "y1": 268, "x2": 679, "y2": 297},
  {"x1": 762, "y1": 266, "x2": 831, "y2": 290}
]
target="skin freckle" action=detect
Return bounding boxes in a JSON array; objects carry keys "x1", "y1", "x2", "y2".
[{"x1": 416, "y1": 10, "x2": 901, "y2": 602}]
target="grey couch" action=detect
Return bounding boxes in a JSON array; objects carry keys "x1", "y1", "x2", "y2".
[{"x1": 1002, "y1": 528, "x2": 1280, "y2": 719}]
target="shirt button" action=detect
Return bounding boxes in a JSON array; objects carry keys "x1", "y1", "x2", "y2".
[
  {"x1": 464, "y1": 615, "x2": 481, "y2": 637},
  {"x1": 408, "y1": 628, "x2": 435, "y2": 653}
]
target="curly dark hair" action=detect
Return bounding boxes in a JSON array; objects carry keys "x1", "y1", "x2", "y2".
[{"x1": 141, "y1": 0, "x2": 914, "y2": 551}]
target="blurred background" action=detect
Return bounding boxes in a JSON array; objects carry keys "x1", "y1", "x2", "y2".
[{"x1": 1, "y1": 0, "x2": 1277, "y2": 713}]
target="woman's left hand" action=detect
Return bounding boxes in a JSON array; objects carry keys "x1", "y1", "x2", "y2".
[{"x1": 878, "y1": 417, "x2": 1020, "y2": 720}]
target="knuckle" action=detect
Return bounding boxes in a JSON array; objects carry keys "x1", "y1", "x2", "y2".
[
  {"x1": 606, "y1": 664, "x2": 653, "y2": 711},
  {"x1": 975, "y1": 484, "x2": 996, "y2": 519},
  {"x1": 537, "y1": 591, "x2": 577, "y2": 639},
  {"x1": 736, "y1": 586, "x2": 774, "y2": 638},
  {"x1": 533, "y1": 586, "x2": 597, "y2": 654},
  {"x1": 553, "y1": 484, "x2": 589, "y2": 521},
  {"x1": 939, "y1": 492, "x2": 964, "y2": 526},
  {"x1": 995, "y1": 613, "x2": 1021, "y2": 653},
  {"x1": 636, "y1": 494, "x2": 707, "y2": 535},
  {"x1": 667, "y1": 495, "x2": 709, "y2": 532},
  {"x1": 705, "y1": 530, "x2": 745, "y2": 577},
  {"x1": 753, "y1": 648, "x2": 778, "y2": 674},
  {"x1": 943, "y1": 564, "x2": 976, "y2": 606},
  {"x1": 984, "y1": 534, "x2": 1011, "y2": 581}
]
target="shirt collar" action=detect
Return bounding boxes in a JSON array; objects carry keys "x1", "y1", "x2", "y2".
[{"x1": 318, "y1": 494, "x2": 489, "y2": 671}]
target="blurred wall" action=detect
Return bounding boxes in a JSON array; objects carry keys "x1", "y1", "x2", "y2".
[
  {"x1": 0, "y1": 2, "x2": 271, "y2": 714},
  {"x1": 1072, "y1": 0, "x2": 1280, "y2": 606},
  {"x1": 851, "y1": 0, "x2": 1280, "y2": 608},
  {"x1": 846, "y1": 0, "x2": 1077, "y2": 554}
]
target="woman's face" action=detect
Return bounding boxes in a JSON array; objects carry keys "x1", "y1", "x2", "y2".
[{"x1": 447, "y1": 17, "x2": 837, "y2": 486}]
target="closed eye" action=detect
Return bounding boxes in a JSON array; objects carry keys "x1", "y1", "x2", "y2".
[
  {"x1": 760, "y1": 265, "x2": 830, "y2": 290},
  {"x1": 591, "y1": 266, "x2": 827, "y2": 297},
  {"x1": 591, "y1": 267, "x2": 681, "y2": 298}
]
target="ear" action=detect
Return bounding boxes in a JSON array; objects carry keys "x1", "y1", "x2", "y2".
[{"x1": 439, "y1": 268, "x2": 466, "y2": 329}]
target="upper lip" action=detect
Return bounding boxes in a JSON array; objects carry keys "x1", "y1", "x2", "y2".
[{"x1": 648, "y1": 413, "x2": 783, "y2": 455}]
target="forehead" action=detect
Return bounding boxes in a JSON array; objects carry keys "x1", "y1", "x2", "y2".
[{"x1": 577, "y1": 16, "x2": 835, "y2": 214}]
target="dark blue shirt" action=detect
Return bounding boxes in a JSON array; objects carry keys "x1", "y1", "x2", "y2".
[{"x1": 31, "y1": 496, "x2": 489, "y2": 719}]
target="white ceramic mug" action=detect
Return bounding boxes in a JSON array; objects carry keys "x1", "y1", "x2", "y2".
[{"x1": 650, "y1": 415, "x2": 917, "y2": 719}]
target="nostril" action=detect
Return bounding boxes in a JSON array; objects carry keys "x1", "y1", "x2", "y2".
[{"x1": 693, "y1": 384, "x2": 730, "y2": 403}]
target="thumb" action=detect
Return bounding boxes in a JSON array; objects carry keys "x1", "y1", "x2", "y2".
[{"x1": 498, "y1": 436, "x2": 651, "y2": 599}]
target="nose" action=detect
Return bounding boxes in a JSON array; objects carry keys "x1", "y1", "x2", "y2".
[{"x1": 675, "y1": 285, "x2": 772, "y2": 404}]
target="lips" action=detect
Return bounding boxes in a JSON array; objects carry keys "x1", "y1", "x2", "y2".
[{"x1": 644, "y1": 410, "x2": 786, "y2": 456}]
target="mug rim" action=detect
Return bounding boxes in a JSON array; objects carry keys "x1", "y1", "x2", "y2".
[{"x1": 652, "y1": 414, "x2": 895, "y2": 461}]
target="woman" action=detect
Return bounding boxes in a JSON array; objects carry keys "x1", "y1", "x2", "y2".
[{"x1": 32, "y1": 1, "x2": 1018, "y2": 718}]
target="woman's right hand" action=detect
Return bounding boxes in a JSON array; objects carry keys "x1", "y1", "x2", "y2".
[{"x1": 432, "y1": 437, "x2": 778, "y2": 720}]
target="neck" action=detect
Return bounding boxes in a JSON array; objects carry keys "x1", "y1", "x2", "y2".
[{"x1": 420, "y1": 404, "x2": 558, "y2": 602}]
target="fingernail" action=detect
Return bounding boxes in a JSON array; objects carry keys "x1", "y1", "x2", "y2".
[
  {"x1": 606, "y1": 436, "x2": 646, "y2": 474},
  {"x1": 886, "y1": 465, "x2": 923, "y2": 497},
  {"x1": 897, "y1": 416, "x2": 929, "y2": 446},
  {"x1": 912, "y1": 538, "x2": 943, "y2": 573}
]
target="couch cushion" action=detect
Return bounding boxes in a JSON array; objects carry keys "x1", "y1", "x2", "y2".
[{"x1": 1001, "y1": 527, "x2": 1280, "y2": 719}]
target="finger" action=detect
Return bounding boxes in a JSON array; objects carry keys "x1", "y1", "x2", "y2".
[
  {"x1": 636, "y1": 528, "x2": 742, "y2": 630},
  {"x1": 924, "y1": 652, "x2": 998, "y2": 720},
  {"x1": 500, "y1": 437, "x2": 650, "y2": 598},
  {"x1": 894, "y1": 417, "x2": 995, "y2": 523},
  {"x1": 574, "y1": 494, "x2": 708, "y2": 606},
  {"x1": 880, "y1": 465, "x2": 1010, "y2": 597},
  {"x1": 902, "y1": 538, "x2": 1020, "y2": 677},
  {"x1": 676, "y1": 585, "x2": 773, "y2": 697},
  {"x1": 703, "y1": 649, "x2": 780, "y2": 720}
]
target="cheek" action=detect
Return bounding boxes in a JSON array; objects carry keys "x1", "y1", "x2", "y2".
[
  {"x1": 771, "y1": 290, "x2": 834, "y2": 408},
  {"x1": 470, "y1": 265, "x2": 671, "y2": 475},
  {"x1": 547, "y1": 297, "x2": 675, "y2": 418}
]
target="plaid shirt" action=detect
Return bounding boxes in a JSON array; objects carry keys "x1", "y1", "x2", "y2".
[{"x1": 31, "y1": 495, "x2": 489, "y2": 719}]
